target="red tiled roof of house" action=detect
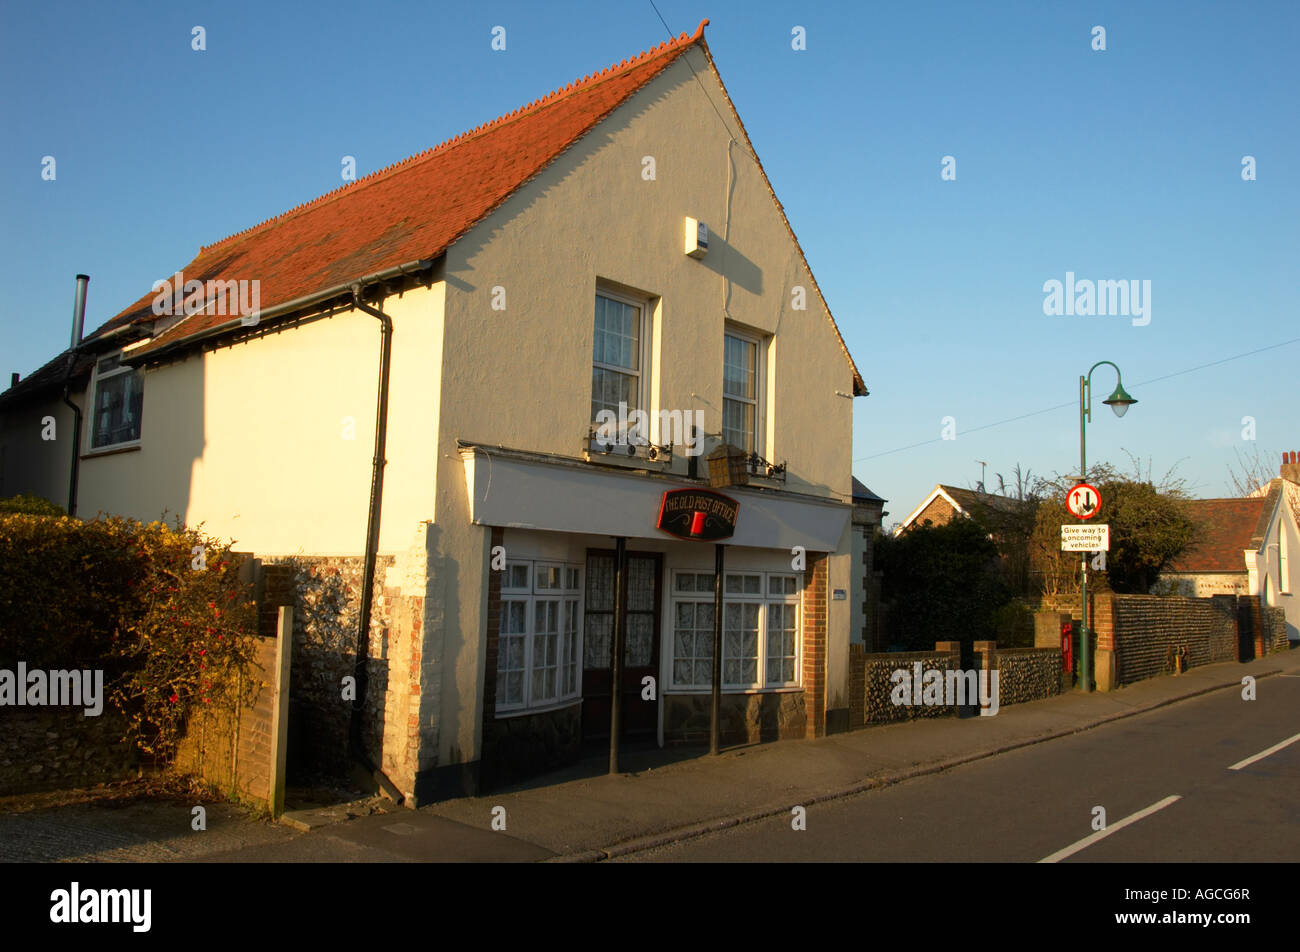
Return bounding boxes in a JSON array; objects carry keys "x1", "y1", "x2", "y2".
[
  {"x1": 90, "y1": 20, "x2": 713, "y2": 355},
  {"x1": 1164, "y1": 497, "x2": 1268, "y2": 574}
]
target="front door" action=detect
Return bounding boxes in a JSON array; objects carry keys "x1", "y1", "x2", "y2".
[{"x1": 581, "y1": 550, "x2": 662, "y2": 740}]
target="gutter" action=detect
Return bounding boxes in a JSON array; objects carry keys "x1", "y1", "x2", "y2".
[
  {"x1": 121, "y1": 258, "x2": 434, "y2": 366},
  {"x1": 347, "y1": 281, "x2": 402, "y2": 804}
]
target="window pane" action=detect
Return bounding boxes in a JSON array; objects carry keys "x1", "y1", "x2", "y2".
[
  {"x1": 769, "y1": 575, "x2": 796, "y2": 596},
  {"x1": 591, "y1": 367, "x2": 639, "y2": 422},
  {"x1": 722, "y1": 398, "x2": 755, "y2": 454},
  {"x1": 593, "y1": 295, "x2": 639, "y2": 371},
  {"x1": 723, "y1": 335, "x2": 756, "y2": 399},
  {"x1": 584, "y1": 614, "x2": 612, "y2": 669},
  {"x1": 587, "y1": 555, "x2": 615, "y2": 612},
  {"x1": 626, "y1": 614, "x2": 653, "y2": 666},
  {"x1": 628, "y1": 558, "x2": 655, "y2": 611},
  {"x1": 92, "y1": 370, "x2": 145, "y2": 448}
]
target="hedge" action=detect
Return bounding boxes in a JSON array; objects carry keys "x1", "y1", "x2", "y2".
[{"x1": 0, "y1": 511, "x2": 258, "y2": 759}]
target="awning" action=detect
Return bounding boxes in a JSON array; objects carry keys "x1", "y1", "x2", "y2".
[{"x1": 461, "y1": 445, "x2": 849, "y2": 551}]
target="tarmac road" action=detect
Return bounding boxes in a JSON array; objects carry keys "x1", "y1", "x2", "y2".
[{"x1": 617, "y1": 674, "x2": 1300, "y2": 862}]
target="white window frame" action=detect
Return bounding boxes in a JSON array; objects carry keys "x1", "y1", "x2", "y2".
[
  {"x1": 591, "y1": 287, "x2": 653, "y2": 440},
  {"x1": 669, "y1": 570, "x2": 801, "y2": 692},
  {"x1": 496, "y1": 560, "x2": 584, "y2": 715},
  {"x1": 722, "y1": 327, "x2": 765, "y2": 457},
  {"x1": 86, "y1": 352, "x2": 145, "y2": 451}
]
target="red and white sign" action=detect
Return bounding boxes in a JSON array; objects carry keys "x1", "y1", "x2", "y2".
[{"x1": 1066, "y1": 483, "x2": 1102, "y2": 520}]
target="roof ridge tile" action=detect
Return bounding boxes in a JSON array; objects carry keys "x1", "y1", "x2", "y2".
[{"x1": 199, "y1": 19, "x2": 709, "y2": 254}]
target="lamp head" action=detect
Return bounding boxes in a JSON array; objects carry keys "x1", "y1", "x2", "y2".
[{"x1": 1103, "y1": 382, "x2": 1137, "y2": 418}]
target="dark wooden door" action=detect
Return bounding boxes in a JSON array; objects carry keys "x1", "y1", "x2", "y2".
[{"x1": 582, "y1": 550, "x2": 662, "y2": 740}]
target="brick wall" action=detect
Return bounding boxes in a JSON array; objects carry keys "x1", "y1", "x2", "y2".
[
  {"x1": 0, "y1": 708, "x2": 137, "y2": 796},
  {"x1": 801, "y1": 552, "x2": 828, "y2": 738},
  {"x1": 258, "y1": 555, "x2": 397, "y2": 781},
  {"x1": 1264, "y1": 605, "x2": 1288, "y2": 654},
  {"x1": 852, "y1": 645, "x2": 962, "y2": 725},
  {"x1": 973, "y1": 644, "x2": 1062, "y2": 707},
  {"x1": 912, "y1": 496, "x2": 958, "y2": 528},
  {"x1": 848, "y1": 643, "x2": 866, "y2": 726},
  {"x1": 1094, "y1": 593, "x2": 1237, "y2": 687},
  {"x1": 663, "y1": 691, "x2": 806, "y2": 745}
]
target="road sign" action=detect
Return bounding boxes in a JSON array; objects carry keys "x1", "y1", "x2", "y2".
[
  {"x1": 1061, "y1": 523, "x2": 1109, "y2": 551},
  {"x1": 1066, "y1": 483, "x2": 1102, "y2": 520}
]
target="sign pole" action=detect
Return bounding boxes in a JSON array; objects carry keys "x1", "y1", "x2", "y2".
[
  {"x1": 609, "y1": 536, "x2": 627, "y2": 774},
  {"x1": 710, "y1": 542, "x2": 724, "y2": 755},
  {"x1": 1078, "y1": 373, "x2": 1092, "y2": 693}
]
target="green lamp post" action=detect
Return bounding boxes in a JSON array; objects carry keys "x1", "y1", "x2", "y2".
[{"x1": 1078, "y1": 361, "x2": 1137, "y2": 692}]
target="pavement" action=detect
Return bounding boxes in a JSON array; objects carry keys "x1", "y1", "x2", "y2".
[
  {"x1": 6, "y1": 647, "x2": 1294, "y2": 863},
  {"x1": 197, "y1": 645, "x2": 1299, "y2": 863}
]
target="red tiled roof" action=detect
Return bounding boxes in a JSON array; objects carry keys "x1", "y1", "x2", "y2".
[
  {"x1": 90, "y1": 20, "x2": 712, "y2": 355},
  {"x1": 1164, "y1": 497, "x2": 1268, "y2": 574}
]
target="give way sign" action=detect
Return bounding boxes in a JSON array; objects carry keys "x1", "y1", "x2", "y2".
[{"x1": 1066, "y1": 483, "x2": 1102, "y2": 520}]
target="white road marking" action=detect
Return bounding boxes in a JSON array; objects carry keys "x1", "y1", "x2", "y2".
[
  {"x1": 1038, "y1": 796, "x2": 1182, "y2": 864},
  {"x1": 1228, "y1": 730, "x2": 1300, "y2": 771}
]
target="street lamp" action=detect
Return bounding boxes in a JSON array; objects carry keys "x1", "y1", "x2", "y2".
[{"x1": 1078, "y1": 360, "x2": 1136, "y2": 693}]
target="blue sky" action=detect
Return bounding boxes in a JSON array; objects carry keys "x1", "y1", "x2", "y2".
[{"x1": 2, "y1": 1, "x2": 1296, "y2": 517}]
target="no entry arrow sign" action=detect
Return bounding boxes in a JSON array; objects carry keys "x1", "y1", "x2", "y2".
[{"x1": 1066, "y1": 483, "x2": 1102, "y2": 520}]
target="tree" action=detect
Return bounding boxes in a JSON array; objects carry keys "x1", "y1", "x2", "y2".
[
  {"x1": 1029, "y1": 455, "x2": 1199, "y2": 596},
  {"x1": 965, "y1": 463, "x2": 1042, "y2": 596},
  {"x1": 875, "y1": 516, "x2": 1012, "y2": 650}
]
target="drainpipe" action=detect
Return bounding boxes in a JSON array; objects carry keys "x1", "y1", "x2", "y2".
[
  {"x1": 347, "y1": 282, "x2": 403, "y2": 803},
  {"x1": 61, "y1": 275, "x2": 89, "y2": 516}
]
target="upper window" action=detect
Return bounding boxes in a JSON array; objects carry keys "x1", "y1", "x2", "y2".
[
  {"x1": 591, "y1": 291, "x2": 648, "y2": 428},
  {"x1": 89, "y1": 353, "x2": 144, "y2": 449},
  {"x1": 1279, "y1": 522, "x2": 1290, "y2": 595},
  {"x1": 723, "y1": 330, "x2": 762, "y2": 454}
]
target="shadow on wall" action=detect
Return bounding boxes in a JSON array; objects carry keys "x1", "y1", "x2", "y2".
[{"x1": 265, "y1": 556, "x2": 392, "y2": 784}]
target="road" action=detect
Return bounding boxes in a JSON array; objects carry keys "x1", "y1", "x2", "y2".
[{"x1": 618, "y1": 675, "x2": 1300, "y2": 862}]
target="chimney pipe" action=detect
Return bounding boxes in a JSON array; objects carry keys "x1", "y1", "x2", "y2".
[
  {"x1": 71, "y1": 274, "x2": 89, "y2": 349},
  {"x1": 8, "y1": 372, "x2": 17, "y2": 389},
  {"x1": 61, "y1": 274, "x2": 90, "y2": 516}
]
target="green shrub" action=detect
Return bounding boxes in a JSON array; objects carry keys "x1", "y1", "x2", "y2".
[
  {"x1": 992, "y1": 600, "x2": 1035, "y2": 648},
  {"x1": 0, "y1": 493, "x2": 64, "y2": 516},
  {"x1": 0, "y1": 513, "x2": 258, "y2": 760}
]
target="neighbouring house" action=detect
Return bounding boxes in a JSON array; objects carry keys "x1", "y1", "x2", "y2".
[
  {"x1": 850, "y1": 477, "x2": 886, "y2": 650},
  {"x1": 894, "y1": 483, "x2": 1030, "y2": 537},
  {"x1": 0, "y1": 20, "x2": 868, "y2": 802},
  {"x1": 1159, "y1": 452, "x2": 1300, "y2": 644}
]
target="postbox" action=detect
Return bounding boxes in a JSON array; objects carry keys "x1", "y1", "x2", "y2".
[{"x1": 1061, "y1": 622, "x2": 1073, "y2": 673}]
